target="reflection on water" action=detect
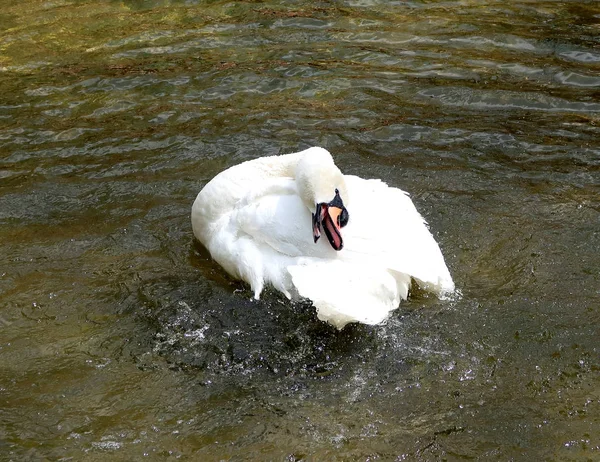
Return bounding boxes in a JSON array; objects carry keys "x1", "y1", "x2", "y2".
[{"x1": 1, "y1": 0, "x2": 599, "y2": 459}]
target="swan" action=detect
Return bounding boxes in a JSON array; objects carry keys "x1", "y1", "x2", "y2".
[{"x1": 191, "y1": 147, "x2": 454, "y2": 329}]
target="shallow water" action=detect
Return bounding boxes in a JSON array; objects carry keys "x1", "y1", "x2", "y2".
[{"x1": 1, "y1": 0, "x2": 599, "y2": 459}]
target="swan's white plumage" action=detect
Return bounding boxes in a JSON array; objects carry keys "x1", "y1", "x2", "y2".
[{"x1": 191, "y1": 147, "x2": 454, "y2": 329}]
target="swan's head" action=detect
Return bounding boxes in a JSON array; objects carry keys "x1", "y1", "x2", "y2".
[{"x1": 295, "y1": 147, "x2": 350, "y2": 251}]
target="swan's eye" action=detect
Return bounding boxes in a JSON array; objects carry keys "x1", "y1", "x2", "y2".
[{"x1": 339, "y1": 207, "x2": 349, "y2": 227}]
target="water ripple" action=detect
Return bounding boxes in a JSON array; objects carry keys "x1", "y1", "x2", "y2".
[{"x1": 419, "y1": 86, "x2": 600, "y2": 113}]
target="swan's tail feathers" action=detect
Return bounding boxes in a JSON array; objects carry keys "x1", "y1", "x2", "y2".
[{"x1": 287, "y1": 261, "x2": 408, "y2": 330}]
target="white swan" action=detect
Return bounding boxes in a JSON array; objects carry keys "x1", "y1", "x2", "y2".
[{"x1": 191, "y1": 147, "x2": 454, "y2": 329}]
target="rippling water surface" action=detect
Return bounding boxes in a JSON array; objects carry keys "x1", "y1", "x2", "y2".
[{"x1": 1, "y1": 0, "x2": 599, "y2": 459}]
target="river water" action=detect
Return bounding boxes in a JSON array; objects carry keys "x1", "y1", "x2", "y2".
[{"x1": 1, "y1": 0, "x2": 599, "y2": 459}]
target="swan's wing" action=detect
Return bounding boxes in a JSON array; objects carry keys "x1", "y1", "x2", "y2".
[
  {"x1": 196, "y1": 175, "x2": 339, "y2": 300},
  {"x1": 342, "y1": 175, "x2": 454, "y2": 294},
  {"x1": 235, "y1": 182, "x2": 339, "y2": 259}
]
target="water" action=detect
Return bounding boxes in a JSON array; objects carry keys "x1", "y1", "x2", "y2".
[{"x1": 1, "y1": 0, "x2": 599, "y2": 459}]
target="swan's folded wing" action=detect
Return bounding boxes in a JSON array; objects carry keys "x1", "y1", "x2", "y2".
[
  {"x1": 342, "y1": 176, "x2": 454, "y2": 294},
  {"x1": 236, "y1": 190, "x2": 339, "y2": 259}
]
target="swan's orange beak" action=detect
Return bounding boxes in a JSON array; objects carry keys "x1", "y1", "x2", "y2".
[
  {"x1": 312, "y1": 204, "x2": 344, "y2": 251},
  {"x1": 312, "y1": 188, "x2": 348, "y2": 251},
  {"x1": 327, "y1": 206, "x2": 343, "y2": 230},
  {"x1": 322, "y1": 205, "x2": 343, "y2": 250}
]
